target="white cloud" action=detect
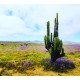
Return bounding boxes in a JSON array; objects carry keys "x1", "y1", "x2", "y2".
[
  {"x1": 59, "y1": 13, "x2": 80, "y2": 39},
  {"x1": 0, "y1": 14, "x2": 31, "y2": 36},
  {"x1": 0, "y1": 5, "x2": 80, "y2": 41}
]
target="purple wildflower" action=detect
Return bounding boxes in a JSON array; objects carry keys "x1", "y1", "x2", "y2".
[
  {"x1": 55, "y1": 57, "x2": 75, "y2": 69},
  {"x1": 21, "y1": 60, "x2": 34, "y2": 68},
  {"x1": 20, "y1": 45, "x2": 28, "y2": 50}
]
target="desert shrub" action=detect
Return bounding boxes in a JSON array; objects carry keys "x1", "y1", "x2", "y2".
[
  {"x1": 17, "y1": 66, "x2": 25, "y2": 72},
  {"x1": 0, "y1": 68, "x2": 12, "y2": 76},
  {"x1": 0, "y1": 61, "x2": 7, "y2": 67},
  {"x1": 69, "y1": 52, "x2": 75, "y2": 55},
  {"x1": 0, "y1": 43, "x2": 6, "y2": 46},
  {"x1": 40, "y1": 58, "x2": 54, "y2": 70},
  {"x1": 17, "y1": 60, "x2": 35, "y2": 72},
  {"x1": 41, "y1": 58, "x2": 51, "y2": 65},
  {"x1": 21, "y1": 60, "x2": 34, "y2": 68},
  {"x1": 24, "y1": 43, "x2": 28, "y2": 46},
  {"x1": 5, "y1": 62, "x2": 16, "y2": 69},
  {"x1": 41, "y1": 57, "x2": 75, "y2": 72},
  {"x1": 53, "y1": 57, "x2": 75, "y2": 69},
  {"x1": 0, "y1": 61, "x2": 16, "y2": 70}
]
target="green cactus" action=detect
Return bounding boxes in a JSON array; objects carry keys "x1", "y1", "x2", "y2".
[
  {"x1": 44, "y1": 21, "x2": 51, "y2": 50},
  {"x1": 51, "y1": 33, "x2": 52, "y2": 42},
  {"x1": 44, "y1": 13, "x2": 65, "y2": 62},
  {"x1": 44, "y1": 35, "x2": 47, "y2": 48},
  {"x1": 47, "y1": 21, "x2": 50, "y2": 37}
]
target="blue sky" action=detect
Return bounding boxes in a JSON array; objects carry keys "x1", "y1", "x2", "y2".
[{"x1": 0, "y1": 4, "x2": 80, "y2": 42}]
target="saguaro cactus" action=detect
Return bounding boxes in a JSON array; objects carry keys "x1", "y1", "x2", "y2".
[{"x1": 44, "y1": 13, "x2": 65, "y2": 62}]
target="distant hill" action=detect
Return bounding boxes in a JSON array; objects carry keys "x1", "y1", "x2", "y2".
[
  {"x1": 0, "y1": 41, "x2": 80, "y2": 45},
  {"x1": 63, "y1": 41, "x2": 80, "y2": 45}
]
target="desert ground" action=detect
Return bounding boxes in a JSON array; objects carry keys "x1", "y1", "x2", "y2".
[{"x1": 0, "y1": 41, "x2": 80, "y2": 76}]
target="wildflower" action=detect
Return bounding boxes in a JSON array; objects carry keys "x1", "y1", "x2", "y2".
[{"x1": 55, "y1": 57, "x2": 75, "y2": 69}]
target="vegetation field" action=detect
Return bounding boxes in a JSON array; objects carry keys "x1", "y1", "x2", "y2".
[{"x1": 0, "y1": 41, "x2": 80, "y2": 76}]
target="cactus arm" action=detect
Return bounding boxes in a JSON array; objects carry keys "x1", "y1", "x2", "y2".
[
  {"x1": 51, "y1": 33, "x2": 52, "y2": 43},
  {"x1": 56, "y1": 13, "x2": 58, "y2": 30},
  {"x1": 44, "y1": 35, "x2": 47, "y2": 48},
  {"x1": 47, "y1": 21, "x2": 50, "y2": 37}
]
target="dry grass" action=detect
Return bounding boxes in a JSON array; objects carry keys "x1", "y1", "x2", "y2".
[{"x1": 0, "y1": 42, "x2": 80, "y2": 76}]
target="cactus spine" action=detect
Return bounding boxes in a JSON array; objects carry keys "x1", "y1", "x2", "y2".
[{"x1": 44, "y1": 13, "x2": 65, "y2": 62}]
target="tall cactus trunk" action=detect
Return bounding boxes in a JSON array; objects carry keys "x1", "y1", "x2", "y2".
[
  {"x1": 54, "y1": 13, "x2": 58, "y2": 38},
  {"x1": 44, "y1": 13, "x2": 65, "y2": 62},
  {"x1": 56, "y1": 13, "x2": 58, "y2": 31},
  {"x1": 47, "y1": 21, "x2": 50, "y2": 37},
  {"x1": 46, "y1": 21, "x2": 51, "y2": 50}
]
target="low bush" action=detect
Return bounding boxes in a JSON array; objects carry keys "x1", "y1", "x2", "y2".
[{"x1": 52, "y1": 57, "x2": 75, "y2": 69}]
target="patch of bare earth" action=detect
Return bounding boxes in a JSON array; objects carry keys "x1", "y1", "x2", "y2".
[{"x1": 34, "y1": 45, "x2": 48, "y2": 53}]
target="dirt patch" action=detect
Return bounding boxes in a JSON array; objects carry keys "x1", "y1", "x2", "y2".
[{"x1": 34, "y1": 46, "x2": 48, "y2": 53}]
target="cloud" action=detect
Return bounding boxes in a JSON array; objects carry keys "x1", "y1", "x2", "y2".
[
  {"x1": 0, "y1": 4, "x2": 80, "y2": 42},
  {"x1": 59, "y1": 13, "x2": 80, "y2": 39},
  {"x1": 5, "y1": 10, "x2": 13, "y2": 16},
  {"x1": 0, "y1": 14, "x2": 30, "y2": 36}
]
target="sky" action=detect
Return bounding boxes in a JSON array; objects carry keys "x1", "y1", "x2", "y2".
[{"x1": 0, "y1": 4, "x2": 80, "y2": 42}]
